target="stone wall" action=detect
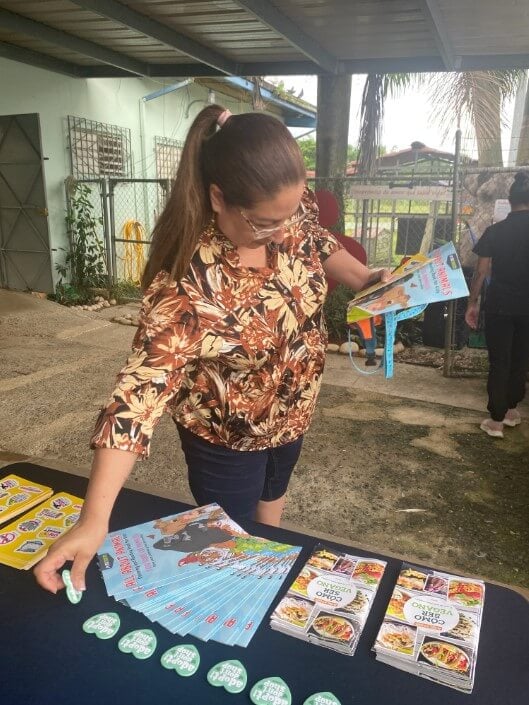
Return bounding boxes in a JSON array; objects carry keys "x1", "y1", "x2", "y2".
[{"x1": 459, "y1": 169, "x2": 519, "y2": 266}]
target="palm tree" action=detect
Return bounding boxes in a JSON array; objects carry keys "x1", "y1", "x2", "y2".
[
  {"x1": 356, "y1": 70, "x2": 523, "y2": 172},
  {"x1": 356, "y1": 73, "x2": 412, "y2": 176},
  {"x1": 426, "y1": 70, "x2": 523, "y2": 167}
]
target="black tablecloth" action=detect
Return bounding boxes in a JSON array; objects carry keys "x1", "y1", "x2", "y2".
[{"x1": 1, "y1": 462, "x2": 528, "y2": 705}]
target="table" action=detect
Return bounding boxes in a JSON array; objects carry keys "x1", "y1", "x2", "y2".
[{"x1": 1, "y1": 462, "x2": 528, "y2": 705}]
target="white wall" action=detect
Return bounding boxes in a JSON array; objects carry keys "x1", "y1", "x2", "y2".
[{"x1": 0, "y1": 57, "x2": 247, "y2": 286}]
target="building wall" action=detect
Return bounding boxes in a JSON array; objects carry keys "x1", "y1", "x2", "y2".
[{"x1": 0, "y1": 57, "x2": 248, "y2": 287}]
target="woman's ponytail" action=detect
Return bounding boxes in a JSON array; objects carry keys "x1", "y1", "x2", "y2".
[{"x1": 142, "y1": 104, "x2": 226, "y2": 289}]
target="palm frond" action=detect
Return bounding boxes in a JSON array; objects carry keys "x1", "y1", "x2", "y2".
[
  {"x1": 427, "y1": 70, "x2": 524, "y2": 142},
  {"x1": 357, "y1": 73, "x2": 414, "y2": 175}
]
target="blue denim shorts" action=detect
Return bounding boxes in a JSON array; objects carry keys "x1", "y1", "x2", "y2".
[{"x1": 176, "y1": 424, "x2": 303, "y2": 521}]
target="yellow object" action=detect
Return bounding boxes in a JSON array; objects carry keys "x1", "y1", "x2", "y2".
[
  {"x1": 0, "y1": 492, "x2": 84, "y2": 569},
  {"x1": 121, "y1": 219, "x2": 146, "y2": 284},
  {"x1": 0, "y1": 474, "x2": 53, "y2": 524}
]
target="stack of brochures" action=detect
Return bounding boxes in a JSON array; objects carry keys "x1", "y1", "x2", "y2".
[
  {"x1": 0, "y1": 473, "x2": 83, "y2": 569},
  {"x1": 97, "y1": 503, "x2": 301, "y2": 647},
  {"x1": 373, "y1": 562, "x2": 485, "y2": 693},
  {"x1": 347, "y1": 241, "x2": 469, "y2": 323},
  {"x1": 270, "y1": 544, "x2": 386, "y2": 655}
]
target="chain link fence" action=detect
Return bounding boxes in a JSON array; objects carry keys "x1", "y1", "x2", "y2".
[
  {"x1": 308, "y1": 173, "x2": 456, "y2": 267},
  {"x1": 108, "y1": 178, "x2": 171, "y2": 289},
  {"x1": 64, "y1": 177, "x2": 171, "y2": 296}
]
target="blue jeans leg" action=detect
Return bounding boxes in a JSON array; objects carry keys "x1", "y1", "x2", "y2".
[{"x1": 176, "y1": 424, "x2": 303, "y2": 521}]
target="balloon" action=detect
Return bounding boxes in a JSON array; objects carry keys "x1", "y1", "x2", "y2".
[{"x1": 315, "y1": 189, "x2": 340, "y2": 228}]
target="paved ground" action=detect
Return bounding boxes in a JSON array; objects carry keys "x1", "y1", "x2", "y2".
[{"x1": 1, "y1": 289, "x2": 528, "y2": 592}]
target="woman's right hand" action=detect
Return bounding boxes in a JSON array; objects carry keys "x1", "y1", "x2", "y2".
[{"x1": 33, "y1": 519, "x2": 108, "y2": 593}]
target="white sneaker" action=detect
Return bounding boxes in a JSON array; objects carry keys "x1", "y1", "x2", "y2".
[
  {"x1": 503, "y1": 409, "x2": 521, "y2": 427},
  {"x1": 480, "y1": 419, "x2": 504, "y2": 438}
]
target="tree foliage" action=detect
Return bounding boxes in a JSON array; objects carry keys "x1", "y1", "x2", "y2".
[{"x1": 298, "y1": 136, "x2": 359, "y2": 171}]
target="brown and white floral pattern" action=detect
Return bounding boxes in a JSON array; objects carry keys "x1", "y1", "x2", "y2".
[{"x1": 90, "y1": 189, "x2": 342, "y2": 457}]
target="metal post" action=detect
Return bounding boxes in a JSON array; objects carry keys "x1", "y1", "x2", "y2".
[
  {"x1": 443, "y1": 129, "x2": 462, "y2": 377},
  {"x1": 360, "y1": 199, "x2": 369, "y2": 251},
  {"x1": 100, "y1": 178, "x2": 113, "y2": 287},
  {"x1": 108, "y1": 179, "x2": 117, "y2": 285}
]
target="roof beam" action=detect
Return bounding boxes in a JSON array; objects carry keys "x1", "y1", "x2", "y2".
[
  {"x1": 80, "y1": 64, "x2": 226, "y2": 78},
  {"x1": 0, "y1": 40, "x2": 83, "y2": 77},
  {"x1": 0, "y1": 8, "x2": 145, "y2": 76},
  {"x1": 68, "y1": 0, "x2": 238, "y2": 75},
  {"x1": 231, "y1": 0, "x2": 339, "y2": 74},
  {"x1": 460, "y1": 54, "x2": 529, "y2": 71},
  {"x1": 419, "y1": 0, "x2": 459, "y2": 70}
]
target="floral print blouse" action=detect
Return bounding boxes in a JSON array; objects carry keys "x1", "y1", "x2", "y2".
[{"x1": 90, "y1": 190, "x2": 342, "y2": 457}]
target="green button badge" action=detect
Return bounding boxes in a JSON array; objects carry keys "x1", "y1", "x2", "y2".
[
  {"x1": 83, "y1": 612, "x2": 121, "y2": 640},
  {"x1": 161, "y1": 644, "x2": 200, "y2": 676},
  {"x1": 61, "y1": 569, "x2": 83, "y2": 604},
  {"x1": 303, "y1": 693, "x2": 342, "y2": 705},
  {"x1": 250, "y1": 677, "x2": 292, "y2": 705},
  {"x1": 207, "y1": 660, "x2": 247, "y2": 694},
  {"x1": 118, "y1": 629, "x2": 157, "y2": 660}
]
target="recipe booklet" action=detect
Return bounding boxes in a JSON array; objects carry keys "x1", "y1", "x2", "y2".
[
  {"x1": 0, "y1": 474, "x2": 53, "y2": 524},
  {"x1": 270, "y1": 544, "x2": 387, "y2": 655},
  {"x1": 373, "y1": 563, "x2": 485, "y2": 693},
  {"x1": 0, "y1": 492, "x2": 84, "y2": 569}
]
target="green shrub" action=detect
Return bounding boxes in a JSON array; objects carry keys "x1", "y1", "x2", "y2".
[{"x1": 54, "y1": 181, "x2": 108, "y2": 305}]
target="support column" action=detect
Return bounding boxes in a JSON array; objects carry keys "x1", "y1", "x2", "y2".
[{"x1": 316, "y1": 74, "x2": 352, "y2": 233}]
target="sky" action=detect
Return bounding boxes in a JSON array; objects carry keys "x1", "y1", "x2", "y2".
[{"x1": 273, "y1": 74, "x2": 519, "y2": 161}]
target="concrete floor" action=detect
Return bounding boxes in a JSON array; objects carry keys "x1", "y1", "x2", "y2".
[
  {"x1": 1, "y1": 289, "x2": 528, "y2": 595},
  {"x1": 1, "y1": 286, "x2": 527, "y2": 478}
]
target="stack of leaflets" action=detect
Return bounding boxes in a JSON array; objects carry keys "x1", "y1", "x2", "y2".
[
  {"x1": 97, "y1": 503, "x2": 301, "y2": 647},
  {"x1": 0, "y1": 491, "x2": 84, "y2": 569},
  {"x1": 270, "y1": 544, "x2": 386, "y2": 656},
  {"x1": 373, "y1": 563, "x2": 485, "y2": 693},
  {"x1": 347, "y1": 241, "x2": 469, "y2": 323},
  {"x1": 0, "y1": 474, "x2": 53, "y2": 523}
]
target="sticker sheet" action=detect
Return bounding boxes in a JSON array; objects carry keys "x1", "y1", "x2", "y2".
[{"x1": 0, "y1": 492, "x2": 83, "y2": 569}]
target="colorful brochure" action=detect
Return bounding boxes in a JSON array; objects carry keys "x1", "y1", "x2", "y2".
[
  {"x1": 0, "y1": 492, "x2": 84, "y2": 569},
  {"x1": 271, "y1": 544, "x2": 386, "y2": 656},
  {"x1": 347, "y1": 242, "x2": 469, "y2": 323},
  {"x1": 373, "y1": 563, "x2": 485, "y2": 693},
  {"x1": 0, "y1": 474, "x2": 53, "y2": 524},
  {"x1": 97, "y1": 504, "x2": 301, "y2": 647}
]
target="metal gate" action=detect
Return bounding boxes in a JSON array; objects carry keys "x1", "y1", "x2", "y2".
[
  {"x1": 108, "y1": 178, "x2": 170, "y2": 284},
  {"x1": 0, "y1": 113, "x2": 52, "y2": 292},
  {"x1": 64, "y1": 177, "x2": 170, "y2": 288}
]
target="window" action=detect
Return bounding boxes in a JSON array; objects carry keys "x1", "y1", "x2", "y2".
[
  {"x1": 68, "y1": 116, "x2": 131, "y2": 178},
  {"x1": 155, "y1": 136, "x2": 184, "y2": 180}
]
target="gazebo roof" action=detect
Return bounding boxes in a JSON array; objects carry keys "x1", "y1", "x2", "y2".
[{"x1": 0, "y1": 1, "x2": 528, "y2": 79}]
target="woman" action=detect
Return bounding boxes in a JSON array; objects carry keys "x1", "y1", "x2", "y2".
[
  {"x1": 465, "y1": 171, "x2": 529, "y2": 437},
  {"x1": 35, "y1": 105, "x2": 389, "y2": 594}
]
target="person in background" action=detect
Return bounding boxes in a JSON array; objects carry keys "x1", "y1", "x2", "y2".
[
  {"x1": 465, "y1": 171, "x2": 529, "y2": 437},
  {"x1": 34, "y1": 105, "x2": 390, "y2": 594}
]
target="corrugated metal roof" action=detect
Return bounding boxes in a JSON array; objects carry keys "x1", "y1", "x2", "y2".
[{"x1": 0, "y1": 0, "x2": 528, "y2": 78}]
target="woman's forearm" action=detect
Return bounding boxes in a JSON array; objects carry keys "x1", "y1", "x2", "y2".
[{"x1": 79, "y1": 448, "x2": 138, "y2": 525}]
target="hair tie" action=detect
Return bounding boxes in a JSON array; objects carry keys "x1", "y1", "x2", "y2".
[{"x1": 217, "y1": 109, "x2": 232, "y2": 128}]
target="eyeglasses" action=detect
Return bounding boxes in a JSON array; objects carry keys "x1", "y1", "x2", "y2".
[{"x1": 238, "y1": 202, "x2": 307, "y2": 240}]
